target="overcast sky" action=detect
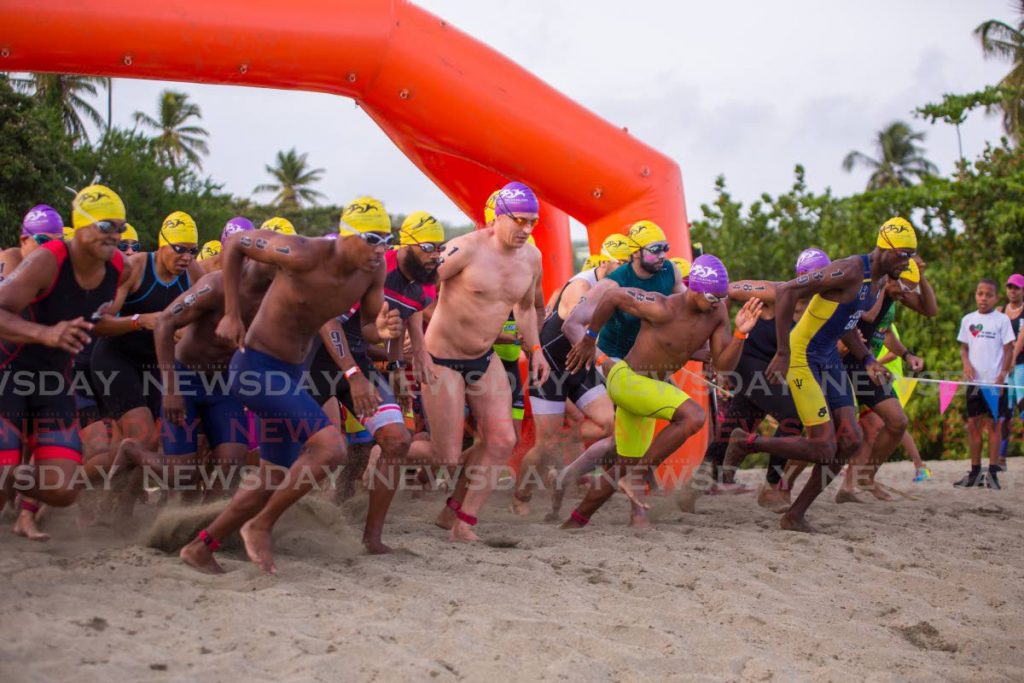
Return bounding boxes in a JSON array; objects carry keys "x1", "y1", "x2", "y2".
[{"x1": 83, "y1": 1, "x2": 1012, "y2": 237}]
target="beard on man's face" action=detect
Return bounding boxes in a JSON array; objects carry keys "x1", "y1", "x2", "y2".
[{"x1": 402, "y1": 249, "x2": 439, "y2": 284}]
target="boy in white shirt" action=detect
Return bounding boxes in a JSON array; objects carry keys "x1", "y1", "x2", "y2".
[{"x1": 957, "y1": 278, "x2": 1016, "y2": 489}]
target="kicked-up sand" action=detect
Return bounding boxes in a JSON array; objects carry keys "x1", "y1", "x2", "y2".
[{"x1": 1, "y1": 458, "x2": 1022, "y2": 682}]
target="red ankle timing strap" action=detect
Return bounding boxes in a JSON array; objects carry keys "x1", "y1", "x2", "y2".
[
  {"x1": 199, "y1": 529, "x2": 221, "y2": 552},
  {"x1": 570, "y1": 509, "x2": 590, "y2": 527},
  {"x1": 454, "y1": 508, "x2": 478, "y2": 526},
  {"x1": 20, "y1": 499, "x2": 40, "y2": 514}
]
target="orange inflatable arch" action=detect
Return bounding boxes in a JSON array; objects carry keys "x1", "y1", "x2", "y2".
[{"x1": 0, "y1": 0, "x2": 708, "y2": 486}]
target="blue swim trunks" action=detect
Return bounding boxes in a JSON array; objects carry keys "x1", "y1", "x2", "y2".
[
  {"x1": 162, "y1": 363, "x2": 249, "y2": 457},
  {"x1": 228, "y1": 348, "x2": 331, "y2": 468}
]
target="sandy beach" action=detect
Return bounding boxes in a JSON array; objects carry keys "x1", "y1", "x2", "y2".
[{"x1": 2, "y1": 457, "x2": 1022, "y2": 682}]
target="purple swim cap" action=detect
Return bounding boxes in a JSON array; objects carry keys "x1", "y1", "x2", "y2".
[
  {"x1": 494, "y1": 182, "x2": 539, "y2": 217},
  {"x1": 221, "y1": 216, "x2": 254, "y2": 242},
  {"x1": 795, "y1": 248, "x2": 830, "y2": 275},
  {"x1": 22, "y1": 205, "x2": 64, "y2": 237},
  {"x1": 688, "y1": 254, "x2": 729, "y2": 296},
  {"x1": 323, "y1": 232, "x2": 339, "y2": 241}
]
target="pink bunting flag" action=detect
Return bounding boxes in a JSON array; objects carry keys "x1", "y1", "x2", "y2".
[{"x1": 939, "y1": 381, "x2": 958, "y2": 415}]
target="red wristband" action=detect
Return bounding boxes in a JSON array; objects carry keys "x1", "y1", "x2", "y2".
[
  {"x1": 733, "y1": 329, "x2": 748, "y2": 340},
  {"x1": 344, "y1": 366, "x2": 361, "y2": 379}
]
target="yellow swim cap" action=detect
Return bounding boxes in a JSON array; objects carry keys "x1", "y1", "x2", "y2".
[
  {"x1": 72, "y1": 184, "x2": 126, "y2": 229},
  {"x1": 198, "y1": 240, "x2": 222, "y2": 261},
  {"x1": 400, "y1": 211, "x2": 445, "y2": 246},
  {"x1": 483, "y1": 190, "x2": 499, "y2": 225},
  {"x1": 600, "y1": 233, "x2": 633, "y2": 262},
  {"x1": 158, "y1": 211, "x2": 199, "y2": 247},
  {"x1": 527, "y1": 235, "x2": 536, "y2": 247},
  {"x1": 340, "y1": 197, "x2": 390, "y2": 235},
  {"x1": 877, "y1": 217, "x2": 917, "y2": 250},
  {"x1": 62, "y1": 226, "x2": 74, "y2": 241},
  {"x1": 261, "y1": 217, "x2": 296, "y2": 235},
  {"x1": 670, "y1": 257, "x2": 692, "y2": 278},
  {"x1": 626, "y1": 220, "x2": 667, "y2": 251},
  {"x1": 122, "y1": 223, "x2": 139, "y2": 242},
  {"x1": 899, "y1": 259, "x2": 920, "y2": 284},
  {"x1": 582, "y1": 255, "x2": 604, "y2": 271}
]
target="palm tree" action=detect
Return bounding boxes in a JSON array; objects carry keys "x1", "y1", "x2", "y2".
[
  {"x1": 842, "y1": 121, "x2": 938, "y2": 190},
  {"x1": 11, "y1": 73, "x2": 109, "y2": 142},
  {"x1": 254, "y1": 148, "x2": 326, "y2": 208},
  {"x1": 975, "y1": 2, "x2": 1024, "y2": 141},
  {"x1": 133, "y1": 90, "x2": 210, "y2": 169}
]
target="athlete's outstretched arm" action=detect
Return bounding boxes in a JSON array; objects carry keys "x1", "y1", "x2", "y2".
[
  {"x1": 0, "y1": 248, "x2": 88, "y2": 352},
  {"x1": 91, "y1": 253, "x2": 152, "y2": 336},
  {"x1": 514, "y1": 264, "x2": 549, "y2": 386},
  {"x1": 767, "y1": 259, "x2": 861, "y2": 382},
  {"x1": 565, "y1": 288, "x2": 673, "y2": 374},
  {"x1": 709, "y1": 298, "x2": 764, "y2": 373},
  {"x1": 561, "y1": 278, "x2": 618, "y2": 345},
  {"x1": 217, "y1": 230, "x2": 316, "y2": 348},
  {"x1": 358, "y1": 264, "x2": 401, "y2": 344},
  {"x1": 728, "y1": 280, "x2": 778, "y2": 304},
  {"x1": 319, "y1": 317, "x2": 380, "y2": 418},
  {"x1": 155, "y1": 273, "x2": 224, "y2": 425},
  {"x1": 891, "y1": 261, "x2": 938, "y2": 317}
]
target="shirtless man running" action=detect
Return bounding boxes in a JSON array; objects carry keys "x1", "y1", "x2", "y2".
[
  {"x1": 113, "y1": 258, "x2": 275, "y2": 498},
  {"x1": 179, "y1": 197, "x2": 399, "y2": 574},
  {"x1": 510, "y1": 233, "x2": 633, "y2": 517},
  {"x1": 424, "y1": 181, "x2": 549, "y2": 542},
  {"x1": 561, "y1": 255, "x2": 762, "y2": 527}
]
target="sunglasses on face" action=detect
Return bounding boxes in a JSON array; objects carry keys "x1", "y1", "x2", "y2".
[
  {"x1": 508, "y1": 214, "x2": 538, "y2": 229},
  {"x1": 117, "y1": 240, "x2": 140, "y2": 252},
  {"x1": 358, "y1": 232, "x2": 394, "y2": 247},
  {"x1": 159, "y1": 229, "x2": 199, "y2": 256},
  {"x1": 643, "y1": 242, "x2": 670, "y2": 256},
  {"x1": 168, "y1": 243, "x2": 200, "y2": 256},
  {"x1": 702, "y1": 292, "x2": 725, "y2": 304},
  {"x1": 896, "y1": 249, "x2": 916, "y2": 259},
  {"x1": 31, "y1": 234, "x2": 58, "y2": 245},
  {"x1": 415, "y1": 241, "x2": 445, "y2": 254},
  {"x1": 95, "y1": 220, "x2": 127, "y2": 234}
]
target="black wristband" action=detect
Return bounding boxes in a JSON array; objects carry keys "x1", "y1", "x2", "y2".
[
  {"x1": 387, "y1": 360, "x2": 408, "y2": 372},
  {"x1": 901, "y1": 349, "x2": 912, "y2": 361}
]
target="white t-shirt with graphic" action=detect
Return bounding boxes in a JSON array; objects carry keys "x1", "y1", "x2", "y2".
[{"x1": 957, "y1": 310, "x2": 1016, "y2": 383}]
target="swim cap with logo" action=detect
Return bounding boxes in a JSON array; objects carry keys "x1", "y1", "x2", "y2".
[
  {"x1": 899, "y1": 260, "x2": 920, "y2": 284},
  {"x1": 221, "y1": 216, "x2": 254, "y2": 242},
  {"x1": 198, "y1": 240, "x2": 222, "y2": 261},
  {"x1": 400, "y1": 211, "x2": 445, "y2": 245},
  {"x1": 582, "y1": 255, "x2": 603, "y2": 271},
  {"x1": 626, "y1": 220, "x2": 667, "y2": 252},
  {"x1": 72, "y1": 184, "x2": 126, "y2": 229},
  {"x1": 600, "y1": 233, "x2": 633, "y2": 262},
  {"x1": 62, "y1": 227, "x2": 74, "y2": 241},
  {"x1": 688, "y1": 254, "x2": 729, "y2": 295},
  {"x1": 159, "y1": 211, "x2": 199, "y2": 246},
  {"x1": 122, "y1": 223, "x2": 140, "y2": 242},
  {"x1": 261, "y1": 217, "x2": 297, "y2": 235},
  {"x1": 339, "y1": 197, "x2": 390, "y2": 234},
  {"x1": 669, "y1": 257, "x2": 692, "y2": 279},
  {"x1": 876, "y1": 217, "x2": 917, "y2": 250},
  {"x1": 22, "y1": 205, "x2": 64, "y2": 237},
  {"x1": 483, "y1": 191, "x2": 499, "y2": 225},
  {"x1": 494, "y1": 182, "x2": 539, "y2": 217},
  {"x1": 795, "y1": 248, "x2": 830, "y2": 275}
]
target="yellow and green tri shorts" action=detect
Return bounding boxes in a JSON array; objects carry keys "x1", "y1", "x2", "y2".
[{"x1": 605, "y1": 360, "x2": 691, "y2": 459}]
